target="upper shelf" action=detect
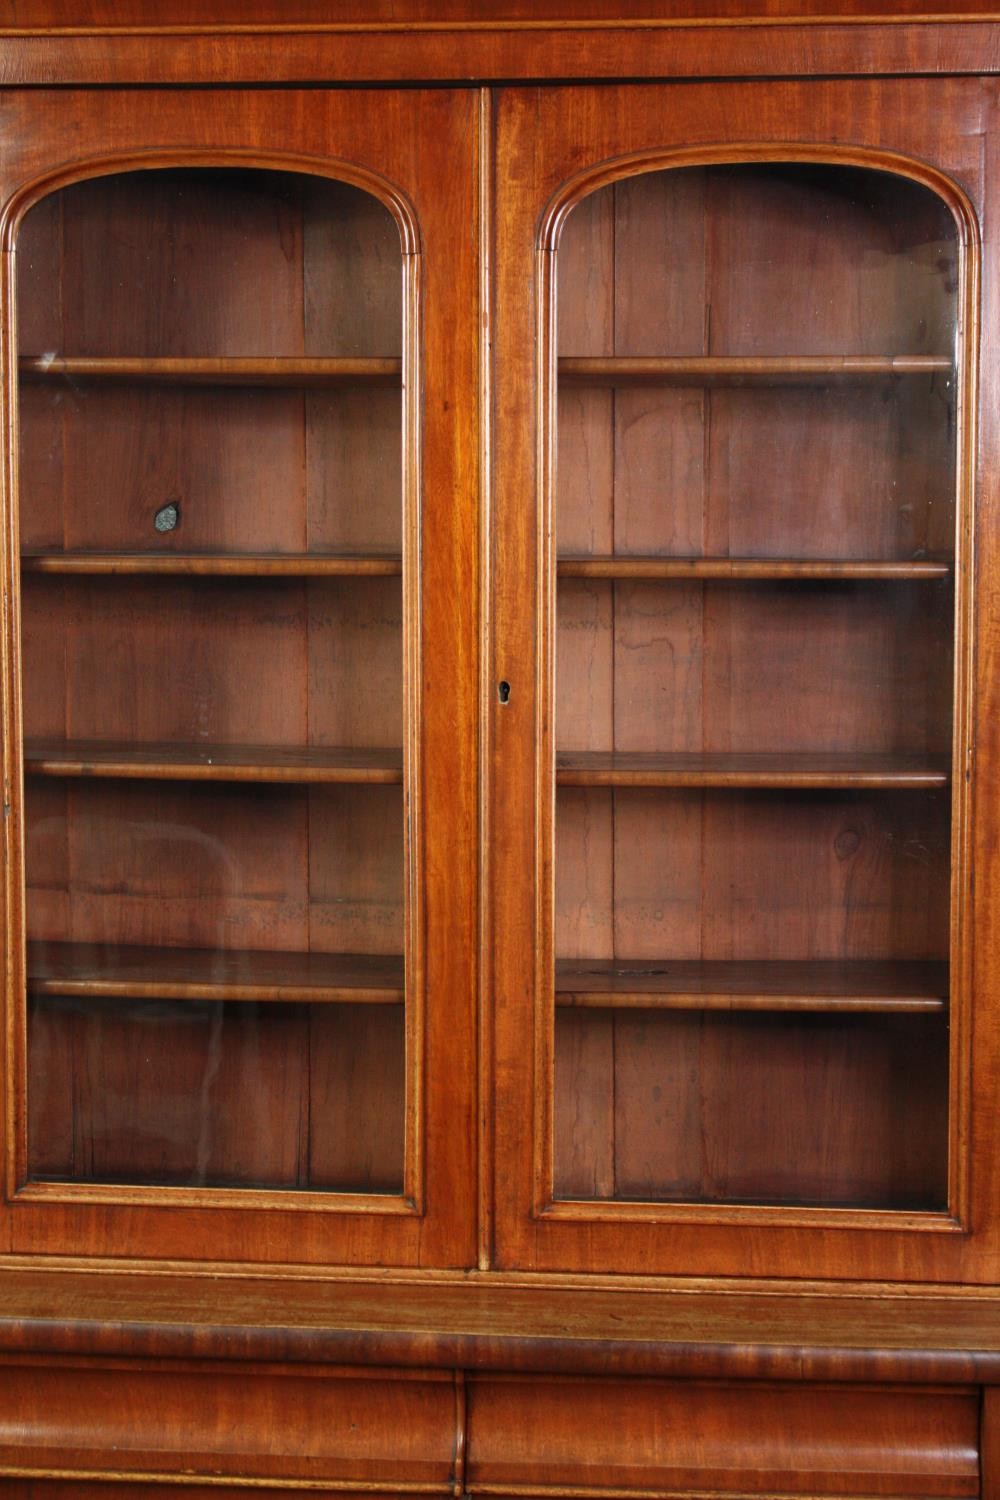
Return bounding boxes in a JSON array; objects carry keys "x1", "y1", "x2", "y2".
[
  {"x1": 556, "y1": 751, "x2": 950, "y2": 789},
  {"x1": 18, "y1": 356, "x2": 402, "y2": 388},
  {"x1": 558, "y1": 556, "x2": 951, "y2": 581},
  {"x1": 21, "y1": 551, "x2": 403, "y2": 577},
  {"x1": 558, "y1": 355, "x2": 954, "y2": 387},
  {"x1": 24, "y1": 740, "x2": 403, "y2": 785}
]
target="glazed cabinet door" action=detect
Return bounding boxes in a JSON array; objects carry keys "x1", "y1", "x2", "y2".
[
  {"x1": 489, "y1": 79, "x2": 1000, "y2": 1279},
  {"x1": 0, "y1": 87, "x2": 480, "y2": 1266}
]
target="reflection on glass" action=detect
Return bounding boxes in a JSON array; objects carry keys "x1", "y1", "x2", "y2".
[
  {"x1": 18, "y1": 168, "x2": 408, "y2": 1193},
  {"x1": 552, "y1": 164, "x2": 959, "y2": 1210}
]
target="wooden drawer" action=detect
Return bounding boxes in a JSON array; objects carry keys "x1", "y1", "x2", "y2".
[
  {"x1": 467, "y1": 1375, "x2": 980, "y2": 1497},
  {"x1": 0, "y1": 1489, "x2": 387, "y2": 1499},
  {"x1": 0, "y1": 1361, "x2": 461, "y2": 1491}
]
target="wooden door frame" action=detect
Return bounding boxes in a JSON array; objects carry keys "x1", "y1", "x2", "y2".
[{"x1": 489, "y1": 76, "x2": 995, "y2": 1280}]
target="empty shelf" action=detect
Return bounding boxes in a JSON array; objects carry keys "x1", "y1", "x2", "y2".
[
  {"x1": 555, "y1": 751, "x2": 950, "y2": 789},
  {"x1": 22, "y1": 551, "x2": 402, "y2": 577},
  {"x1": 558, "y1": 355, "x2": 953, "y2": 387},
  {"x1": 24, "y1": 740, "x2": 403, "y2": 784},
  {"x1": 557, "y1": 556, "x2": 951, "y2": 580},
  {"x1": 28, "y1": 940, "x2": 404, "y2": 1004},
  {"x1": 19, "y1": 356, "x2": 402, "y2": 388},
  {"x1": 555, "y1": 958, "x2": 948, "y2": 1013}
]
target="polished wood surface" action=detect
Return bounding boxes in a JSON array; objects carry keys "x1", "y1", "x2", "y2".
[
  {"x1": 19, "y1": 355, "x2": 402, "y2": 386},
  {"x1": 555, "y1": 957, "x2": 949, "y2": 1011},
  {"x1": 467, "y1": 1376, "x2": 979, "y2": 1496},
  {"x1": 0, "y1": 15, "x2": 997, "y2": 89},
  {"x1": 491, "y1": 79, "x2": 980, "y2": 1277},
  {"x1": 559, "y1": 555, "x2": 952, "y2": 578},
  {"x1": 0, "y1": 1361, "x2": 460, "y2": 1489},
  {"x1": 0, "y1": 1, "x2": 996, "y2": 22},
  {"x1": 22, "y1": 550, "x2": 403, "y2": 575},
  {"x1": 555, "y1": 750, "x2": 951, "y2": 787},
  {"x1": 559, "y1": 352, "x2": 953, "y2": 384},
  {"x1": 0, "y1": 1353, "x2": 981, "y2": 1493},
  {"x1": 0, "y1": 1268, "x2": 997, "y2": 1382},
  {"x1": 23, "y1": 739, "x2": 404, "y2": 783},
  {"x1": 1, "y1": 87, "x2": 481, "y2": 1265},
  {"x1": 28, "y1": 941, "x2": 404, "y2": 1003},
  {"x1": 0, "y1": 14, "x2": 996, "y2": 1497}
]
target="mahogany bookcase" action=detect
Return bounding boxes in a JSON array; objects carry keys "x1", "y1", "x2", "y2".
[{"x1": 0, "y1": 6, "x2": 998, "y2": 1498}]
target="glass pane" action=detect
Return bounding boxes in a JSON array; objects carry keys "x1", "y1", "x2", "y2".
[
  {"x1": 17, "y1": 168, "x2": 409, "y2": 1193},
  {"x1": 552, "y1": 164, "x2": 959, "y2": 1210}
]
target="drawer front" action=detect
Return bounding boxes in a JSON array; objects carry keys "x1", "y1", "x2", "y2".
[
  {"x1": 0, "y1": 1361, "x2": 460, "y2": 1490},
  {"x1": 468, "y1": 1375, "x2": 980, "y2": 1497}
]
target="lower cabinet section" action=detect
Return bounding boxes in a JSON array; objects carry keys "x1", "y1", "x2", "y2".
[
  {"x1": 0, "y1": 1361, "x2": 982, "y2": 1498},
  {"x1": 466, "y1": 1376, "x2": 980, "y2": 1497},
  {"x1": 0, "y1": 1491, "x2": 389, "y2": 1499},
  {"x1": 0, "y1": 1362, "x2": 460, "y2": 1492}
]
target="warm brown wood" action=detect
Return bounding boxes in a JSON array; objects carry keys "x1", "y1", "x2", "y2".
[
  {"x1": 0, "y1": 18, "x2": 998, "y2": 90},
  {"x1": 21, "y1": 550, "x2": 403, "y2": 576},
  {"x1": 492, "y1": 79, "x2": 979, "y2": 1278},
  {"x1": 559, "y1": 353, "x2": 954, "y2": 385},
  {"x1": 19, "y1": 355, "x2": 402, "y2": 386},
  {"x1": 0, "y1": 2, "x2": 997, "y2": 24},
  {"x1": 555, "y1": 957, "x2": 948, "y2": 1011},
  {"x1": 556, "y1": 750, "x2": 951, "y2": 787},
  {"x1": 984, "y1": 1387, "x2": 1000, "y2": 1500},
  {"x1": 28, "y1": 994, "x2": 407, "y2": 1192},
  {"x1": 549, "y1": 140, "x2": 963, "y2": 1217},
  {"x1": 467, "y1": 1376, "x2": 979, "y2": 1496},
  {"x1": 0, "y1": 1269, "x2": 999, "y2": 1382},
  {"x1": 558, "y1": 555, "x2": 952, "y2": 578},
  {"x1": 0, "y1": 1361, "x2": 460, "y2": 1488},
  {"x1": 0, "y1": 86, "x2": 481, "y2": 1267},
  {"x1": 28, "y1": 940, "x2": 405, "y2": 1003},
  {"x1": 23, "y1": 739, "x2": 404, "y2": 784},
  {"x1": 555, "y1": 1008, "x2": 949, "y2": 1207},
  {"x1": 0, "y1": 17, "x2": 997, "y2": 1497}
]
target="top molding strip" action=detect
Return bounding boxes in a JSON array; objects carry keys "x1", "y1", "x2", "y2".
[
  {"x1": 0, "y1": 19, "x2": 998, "y2": 84},
  {"x1": 1, "y1": 14, "x2": 1000, "y2": 32}
]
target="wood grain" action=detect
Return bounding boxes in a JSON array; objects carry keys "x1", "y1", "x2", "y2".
[
  {"x1": 4, "y1": 88, "x2": 482, "y2": 1265},
  {"x1": 550, "y1": 153, "x2": 960, "y2": 1219},
  {"x1": 558, "y1": 555, "x2": 952, "y2": 578},
  {"x1": 19, "y1": 355, "x2": 401, "y2": 385},
  {"x1": 23, "y1": 740, "x2": 404, "y2": 783},
  {"x1": 555, "y1": 750, "x2": 951, "y2": 787},
  {"x1": 492, "y1": 79, "x2": 978, "y2": 1276},
  {"x1": 28, "y1": 940, "x2": 405, "y2": 1003},
  {"x1": 555, "y1": 957, "x2": 949, "y2": 1011},
  {"x1": 0, "y1": 16, "x2": 995, "y2": 91},
  {"x1": 0, "y1": 1362, "x2": 458, "y2": 1487},
  {"x1": 0, "y1": 1270, "x2": 998, "y2": 1381},
  {"x1": 466, "y1": 1376, "x2": 978, "y2": 1497},
  {"x1": 22, "y1": 551, "x2": 403, "y2": 575},
  {"x1": 556, "y1": 1008, "x2": 949, "y2": 1207},
  {"x1": 559, "y1": 353, "x2": 952, "y2": 384}
]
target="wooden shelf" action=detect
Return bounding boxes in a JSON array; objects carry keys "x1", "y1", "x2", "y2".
[
  {"x1": 555, "y1": 751, "x2": 950, "y2": 789},
  {"x1": 555, "y1": 959, "x2": 948, "y2": 1013},
  {"x1": 28, "y1": 941, "x2": 404, "y2": 1005},
  {"x1": 18, "y1": 356, "x2": 402, "y2": 388},
  {"x1": 21, "y1": 550, "x2": 402, "y2": 577},
  {"x1": 558, "y1": 355, "x2": 953, "y2": 387},
  {"x1": 23, "y1": 740, "x2": 403, "y2": 785},
  {"x1": 558, "y1": 556, "x2": 951, "y2": 581}
]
